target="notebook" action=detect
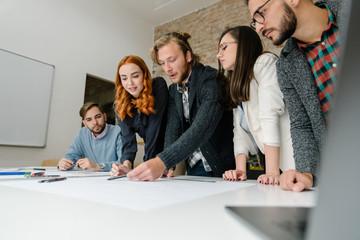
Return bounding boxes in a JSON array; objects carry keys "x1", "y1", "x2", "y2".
[{"x1": 226, "y1": 0, "x2": 360, "y2": 239}]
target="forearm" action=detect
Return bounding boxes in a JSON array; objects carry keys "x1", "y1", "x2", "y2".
[
  {"x1": 233, "y1": 109, "x2": 258, "y2": 156},
  {"x1": 235, "y1": 154, "x2": 247, "y2": 172},
  {"x1": 159, "y1": 101, "x2": 223, "y2": 169},
  {"x1": 264, "y1": 145, "x2": 280, "y2": 175},
  {"x1": 144, "y1": 78, "x2": 168, "y2": 160},
  {"x1": 119, "y1": 133, "x2": 137, "y2": 164},
  {"x1": 144, "y1": 114, "x2": 166, "y2": 161},
  {"x1": 117, "y1": 115, "x2": 138, "y2": 163},
  {"x1": 123, "y1": 160, "x2": 132, "y2": 168},
  {"x1": 63, "y1": 146, "x2": 82, "y2": 163},
  {"x1": 277, "y1": 71, "x2": 322, "y2": 180},
  {"x1": 64, "y1": 132, "x2": 86, "y2": 163}
]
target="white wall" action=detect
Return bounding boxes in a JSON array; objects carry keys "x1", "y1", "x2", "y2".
[{"x1": 0, "y1": 0, "x2": 153, "y2": 167}]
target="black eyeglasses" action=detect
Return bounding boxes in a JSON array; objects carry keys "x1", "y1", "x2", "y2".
[{"x1": 250, "y1": 0, "x2": 271, "y2": 29}]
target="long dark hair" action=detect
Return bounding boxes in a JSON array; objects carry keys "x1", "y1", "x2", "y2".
[{"x1": 217, "y1": 26, "x2": 264, "y2": 109}]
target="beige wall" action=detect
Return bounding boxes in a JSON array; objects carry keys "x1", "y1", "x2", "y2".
[
  {"x1": 152, "y1": 0, "x2": 283, "y2": 81},
  {"x1": 0, "y1": 0, "x2": 154, "y2": 167},
  {"x1": 0, "y1": 0, "x2": 285, "y2": 168}
]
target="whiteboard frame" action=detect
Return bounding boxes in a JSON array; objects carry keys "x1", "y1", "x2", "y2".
[{"x1": 0, "y1": 48, "x2": 55, "y2": 147}]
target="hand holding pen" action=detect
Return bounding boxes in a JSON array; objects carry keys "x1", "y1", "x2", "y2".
[
  {"x1": 110, "y1": 162, "x2": 131, "y2": 176},
  {"x1": 58, "y1": 158, "x2": 75, "y2": 171}
]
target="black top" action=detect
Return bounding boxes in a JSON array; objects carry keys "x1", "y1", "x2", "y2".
[{"x1": 117, "y1": 77, "x2": 168, "y2": 164}]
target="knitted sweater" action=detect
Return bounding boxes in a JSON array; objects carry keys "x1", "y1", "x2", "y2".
[
  {"x1": 63, "y1": 124, "x2": 122, "y2": 171},
  {"x1": 276, "y1": 0, "x2": 348, "y2": 179}
]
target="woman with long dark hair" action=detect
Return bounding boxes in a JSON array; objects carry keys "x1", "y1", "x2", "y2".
[{"x1": 217, "y1": 26, "x2": 294, "y2": 185}]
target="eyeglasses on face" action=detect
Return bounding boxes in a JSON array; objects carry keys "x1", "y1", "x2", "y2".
[
  {"x1": 218, "y1": 42, "x2": 237, "y2": 55},
  {"x1": 250, "y1": 0, "x2": 271, "y2": 30}
]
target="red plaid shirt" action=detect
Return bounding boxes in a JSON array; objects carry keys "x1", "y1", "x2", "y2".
[{"x1": 297, "y1": 3, "x2": 342, "y2": 120}]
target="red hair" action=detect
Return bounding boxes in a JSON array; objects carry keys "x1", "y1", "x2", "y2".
[{"x1": 114, "y1": 55, "x2": 156, "y2": 121}]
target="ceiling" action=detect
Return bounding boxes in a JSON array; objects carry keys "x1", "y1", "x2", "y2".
[{"x1": 118, "y1": 0, "x2": 221, "y2": 26}]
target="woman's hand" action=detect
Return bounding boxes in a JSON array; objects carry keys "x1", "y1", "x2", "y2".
[
  {"x1": 222, "y1": 169, "x2": 247, "y2": 181},
  {"x1": 257, "y1": 172, "x2": 280, "y2": 186}
]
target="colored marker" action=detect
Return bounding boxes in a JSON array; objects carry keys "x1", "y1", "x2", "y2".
[{"x1": 30, "y1": 172, "x2": 45, "y2": 177}]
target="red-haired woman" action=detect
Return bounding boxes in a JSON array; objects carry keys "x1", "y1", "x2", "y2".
[{"x1": 110, "y1": 55, "x2": 170, "y2": 176}]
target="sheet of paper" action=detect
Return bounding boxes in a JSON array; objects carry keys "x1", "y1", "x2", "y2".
[
  {"x1": 0, "y1": 173, "x2": 255, "y2": 211},
  {"x1": 0, "y1": 168, "x2": 22, "y2": 171},
  {"x1": 45, "y1": 168, "x2": 110, "y2": 177}
]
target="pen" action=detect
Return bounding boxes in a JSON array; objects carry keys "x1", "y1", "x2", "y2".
[
  {"x1": 107, "y1": 174, "x2": 127, "y2": 181},
  {"x1": 71, "y1": 162, "x2": 79, "y2": 170},
  {"x1": 30, "y1": 174, "x2": 61, "y2": 178},
  {"x1": 39, "y1": 177, "x2": 67, "y2": 183},
  {"x1": 171, "y1": 178, "x2": 216, "y2": 183},
  {"x1": 33, "y1": 168, "x2": 46, "y2": 171},
  {"x1": 110, "y1": 169, "x2": 120, "y2": 176}
]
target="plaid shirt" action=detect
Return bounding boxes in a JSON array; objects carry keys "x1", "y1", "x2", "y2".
[
  {"x1": 177, "y1": 75, "x2": 212, "y2": 172},
  {"x1": 297, "y1": 3, "x2": 342, "y2": 120}
]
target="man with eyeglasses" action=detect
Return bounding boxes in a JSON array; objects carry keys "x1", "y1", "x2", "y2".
[
  {"x1": 245, "y1": 0, "x2": 349, "y2": 192},
  {"x1": 126, "y1": 32, "x2": 235, "y2": 181}
]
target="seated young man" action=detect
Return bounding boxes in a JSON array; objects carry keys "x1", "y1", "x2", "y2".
[{"x1": 58, "y1": 101, "x2": 122, "y2": 171}]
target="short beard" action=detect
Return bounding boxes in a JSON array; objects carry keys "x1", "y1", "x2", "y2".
[
  {"x1": 91, "y1": 124, "x2": 105, "y2": 135},
  {"x1": 273, "y1": 2, "x2": 297, "y2": 46},
  {"x1": 180, "y1": 62, "x2": 191, "y2": 83}
]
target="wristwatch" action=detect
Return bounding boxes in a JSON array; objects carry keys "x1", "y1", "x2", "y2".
[{"x1": 98, "y1": 163, "x2": 105, "y2": 170}]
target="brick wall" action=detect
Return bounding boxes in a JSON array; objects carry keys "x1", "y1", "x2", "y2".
[{"x1": 152, "y1": 0, "x2": 283, "y2": 80}]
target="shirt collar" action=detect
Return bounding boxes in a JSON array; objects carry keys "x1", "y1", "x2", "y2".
[
  {"x1": 318, "y1": 2, "x2": 338, "y2": 33},
  {"x1": 297, "y1": 3, "x2": 338, "y2": 48},
  {"x1": 177, "y1": 70, "x2": 192, "y2": 94}
]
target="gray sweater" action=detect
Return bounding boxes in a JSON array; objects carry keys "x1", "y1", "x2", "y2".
[
  {"x1": 157, "y1": 63, "x2": 235, "y2": 177},
  {"x1": 276, "y1": 0, "x2": 348, "y2": 180}
]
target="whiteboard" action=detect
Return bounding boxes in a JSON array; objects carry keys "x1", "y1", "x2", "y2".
[{"x1": 0, "y1": 49, "x2": 54, "y2": 147}]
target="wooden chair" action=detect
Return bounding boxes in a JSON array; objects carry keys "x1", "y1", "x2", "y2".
[{"x1": 41, "y1": 158, "x2": 60, "y2": 167}]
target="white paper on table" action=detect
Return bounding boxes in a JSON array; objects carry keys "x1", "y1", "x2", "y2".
[{"x1": 0, "y1": 175, "x2": 255, "y2": 211}]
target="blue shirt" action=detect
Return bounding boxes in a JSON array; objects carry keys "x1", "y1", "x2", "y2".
[{"x1": 63, "y1": 124, "x2": 122, "y2": 171}]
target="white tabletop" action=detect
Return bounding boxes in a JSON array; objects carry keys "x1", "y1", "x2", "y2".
[{"x1": 0, "y1": 168, "x2": 316, "y2": 240}]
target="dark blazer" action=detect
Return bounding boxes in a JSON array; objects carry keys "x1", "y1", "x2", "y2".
[
  {"x1": 276, "y1": 0, "x2": 348, "y2": 179},
  {"x1": 157, "y1": 63, "x2": 235, "y2": 177},
  {"x1": 117, "y1": 77, "x2": 168, "y2": 165}
]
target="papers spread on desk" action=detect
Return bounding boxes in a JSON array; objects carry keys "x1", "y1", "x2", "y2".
[
  {"x1": 0, "y1": 167, "x2": 108, "y2": 181},
  {"x1": 0, "y1": 171, "x2": 255, "y2": 211}
]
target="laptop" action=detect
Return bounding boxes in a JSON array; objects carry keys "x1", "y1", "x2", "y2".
[{"x1": 226, "y1": 1, "x2": 360, "y2": 239}]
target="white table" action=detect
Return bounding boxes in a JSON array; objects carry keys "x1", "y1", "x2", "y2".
[{"x1": 0, "y1": 169, "x2": 316, "y2": 240}]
